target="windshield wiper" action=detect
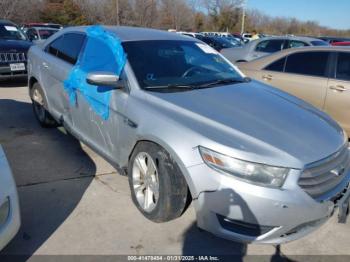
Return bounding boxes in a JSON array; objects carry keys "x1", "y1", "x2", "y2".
[
  {"x1": 145, "y1": 77, "x2": 251, "y2": 92},
  {"x1": 196, "y1": 77, "x2": 250, "y2": 88},
  {"x1": 146, "y1": 84, "x2": 196, "y2": 91}
]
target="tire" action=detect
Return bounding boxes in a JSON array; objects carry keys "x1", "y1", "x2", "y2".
[
  {"x1": 30, "y1": 82, "x2": 58, "y2": 128},
  {"x1": 128, "y1": 141, "x2": 190, "y2": 223}
]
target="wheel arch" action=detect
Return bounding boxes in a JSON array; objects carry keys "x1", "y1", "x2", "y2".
[
  {"x1": 128, "y1": 138, "x2": 197, "y2": 199},
  {"x1": 28, "y1": 76, "x2": 38, "y2": 90},
  {"x1": 28, "y1": 76, "x2": 52, "y2": 112}
]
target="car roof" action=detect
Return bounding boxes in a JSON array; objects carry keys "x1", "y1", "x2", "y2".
[
  {"x1": 251, "y1": 36, "x2": 324, "y2": 43},
  {"x1": 319, "y1": 36, "x2": 350, "y2": 40},
  {"x1": 239, "y1": 46, "x2": 350, "y2": 70},
  {"x1": 29, "y1": 27, "x2": 59, "y2": 31},
  {"x1": 60, "y1": 26, "x2": 199, "y2": 42},
  {"x1": 274, "y1": 45, "x2": 350, "y2": 54}
]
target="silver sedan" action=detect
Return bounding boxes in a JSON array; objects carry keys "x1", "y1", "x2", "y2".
[
  {"x1": 221, "y1": 36, "x2": 328, "y2": 63},
  {"x1": 27, "y1": 26, "x2": 350, "y2": 244}
]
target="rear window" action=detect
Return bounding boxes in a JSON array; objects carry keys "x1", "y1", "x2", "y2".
[
  {"x1": 285, "y1": 52, "x2": 329, "y2": 77},
  {"x1": 47, "y1": 33, "x2": 86, "y2": 64}
]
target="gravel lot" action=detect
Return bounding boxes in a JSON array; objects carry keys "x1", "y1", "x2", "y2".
[{"x1": 0, "y1": 79, "x2": 349, "y2": 260}]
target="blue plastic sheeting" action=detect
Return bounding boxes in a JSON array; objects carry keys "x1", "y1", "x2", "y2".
[{"x1": 64, "y1": 25, "x2": 127, "y2": 120}]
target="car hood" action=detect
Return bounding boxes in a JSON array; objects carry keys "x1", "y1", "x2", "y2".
[
  {"x1": 0, "y1": 39, "x2": 32, "y2": 52},
  {"x1": 147, "y1": 81, "x2": 345, "y2": 169}
]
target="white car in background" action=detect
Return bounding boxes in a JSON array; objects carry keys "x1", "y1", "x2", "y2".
[{"x1": 0, "y1": 145, "x2": 20, "y2": 251}]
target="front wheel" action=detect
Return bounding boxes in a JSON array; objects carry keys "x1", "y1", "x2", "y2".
[
  {"x1": 128, "y1": 142, "x2": 190, "y2": 222},
  {"x1": 30, "y1": 83, "x2": 58, "y2": 128}
]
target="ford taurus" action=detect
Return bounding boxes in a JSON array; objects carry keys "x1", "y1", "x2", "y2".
[{"x1": 27, "y1": 26, "x2": 350, "y2": 244}]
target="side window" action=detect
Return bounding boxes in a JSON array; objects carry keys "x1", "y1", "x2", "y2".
[
  {"x1": 287, "y1": 40, "x2": 308, "y2": 48},
  {"x1": 255, "y1": 40, "x2": 285, "y2": 53},
  {"x1": 46, "y1": 33, "x2": 86, "y2": 64},
  {"x1": 285, "y1": 52, "x2": 329, "y2": 77},
  {"x1": 336, "y1": 52, "x2": 350, "y2": 81},
  {"x1": 47, "y1": 36, "x2": 64, "y2": 57},
  {"x1": 264, "y1": 57, "x2": 287, "y2": 72},
  {"x1": 59, "y1": 33, "x2": 86, "y2": 64}
]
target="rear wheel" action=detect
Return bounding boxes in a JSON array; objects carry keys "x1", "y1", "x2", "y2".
[
  {"x1": 30, "y1": 83, "x2": 58, "y2": 128},
  {"x1": 128, "y1": 142, "x2": 190, "y2": 222}
]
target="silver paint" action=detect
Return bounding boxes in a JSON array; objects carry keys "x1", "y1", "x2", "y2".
[{"x1": 28, "y1": 26, "x2": 350, "y2": 244}]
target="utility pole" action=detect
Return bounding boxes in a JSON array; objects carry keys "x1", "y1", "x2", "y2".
[
  {"x1": 115, "y1": 0, "x2": 120, "y2": 26},
  {"x1": 241, "y1": 0, "x2": 246, "y2": 34}
]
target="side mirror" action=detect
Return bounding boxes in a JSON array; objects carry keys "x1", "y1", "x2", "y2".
[{"x1": 86, "y1": 72, "x2": 120, "y2": 88}]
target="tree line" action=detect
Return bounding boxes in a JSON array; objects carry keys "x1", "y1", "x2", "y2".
[{"x1": 1, "y1": 0, "x2": 349, "y2": 37}]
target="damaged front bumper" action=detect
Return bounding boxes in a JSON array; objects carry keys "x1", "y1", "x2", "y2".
[{"x1": 188, "y1": 163, "x2": 350, "y2": 244}]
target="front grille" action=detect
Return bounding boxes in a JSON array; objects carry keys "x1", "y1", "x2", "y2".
[
  {"x1": 299, "y1": 146, "x2": 350, "y2": 199},
  {"x1": 0, "y1": 52, "x2": 26, "y2": 63}
]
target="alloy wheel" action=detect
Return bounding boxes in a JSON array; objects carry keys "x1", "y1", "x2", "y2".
[{"x1": 132, "y1": 152, "x2": 160, "y2": 213}]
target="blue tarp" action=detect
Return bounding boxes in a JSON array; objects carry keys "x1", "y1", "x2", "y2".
[{"x1": 64, "y1": 25, "x2": 127, "y2": 120}]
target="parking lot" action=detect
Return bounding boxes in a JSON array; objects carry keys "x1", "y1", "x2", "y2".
[{"x1": 0, "y1": 79, "x2": 348, "y2": 259}]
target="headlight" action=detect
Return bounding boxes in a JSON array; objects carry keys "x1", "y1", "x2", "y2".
[
  {"x1": 0, "y1": 197, "x2": 10, "y2": 226},
  {"x1": 199, "y1": 146, "x2": 289, "y2": 188}
]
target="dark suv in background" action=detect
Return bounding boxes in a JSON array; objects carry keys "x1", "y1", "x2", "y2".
[{"x1": 0, "y1": 20, "x2": 32, "y2": 80}]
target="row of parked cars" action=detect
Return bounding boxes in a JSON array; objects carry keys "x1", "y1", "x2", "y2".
[{"x1": 1, "y1": 19, "x2": 350, "y2": 249}]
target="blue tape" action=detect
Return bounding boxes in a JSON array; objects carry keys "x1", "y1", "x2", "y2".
[{"x1": 64, "y1": 25, "x2": 127, "y2": 120}]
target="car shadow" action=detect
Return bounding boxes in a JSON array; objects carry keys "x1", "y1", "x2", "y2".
[
  {"x1": 0, "y1": 78, "x2": 27, "y2": 88},
  {"x1": 0, "y1": 99, "x2": 95, "y2": 260}
]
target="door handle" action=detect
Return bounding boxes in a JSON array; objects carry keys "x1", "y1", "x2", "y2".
[
  {"x1": 329, "y1": 85, "x2": 347, "y2": 92},
  {"x1": 262, "y1": 74, "x2": 273, "y2": 81},
  {"x1": 42, "y1": 62, "x2": 49, "y2": 69}
]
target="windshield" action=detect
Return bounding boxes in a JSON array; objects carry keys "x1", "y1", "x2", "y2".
[
  {"x1": 122, "y1": 40, "x2": 243, "y2": 90},
  {"x1": 0, "y1": 25, "x2": 27, "y2": 40},
  {"x1": 39, "y1": 29, "x2": 58, "y2": 39}
]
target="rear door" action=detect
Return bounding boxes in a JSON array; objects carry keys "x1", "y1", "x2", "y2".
[
  {"x1": 262, "y1": 51, "x2": 330, "y2": 109},
  {"x1": 324, "y1": 52, "x2": 350, "y2": 134},
  {"x1": 41, "y1": 32, "x2": 86, "y2": 124}
]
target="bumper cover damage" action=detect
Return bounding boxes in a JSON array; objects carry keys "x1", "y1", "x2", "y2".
[{"x1": 190, "y1": 163, "x2": 350, "y2": 244}]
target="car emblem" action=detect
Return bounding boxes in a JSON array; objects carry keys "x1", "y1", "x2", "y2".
[{"x1": 330, "y1": 166, "x2": 346, "y2": 177}]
